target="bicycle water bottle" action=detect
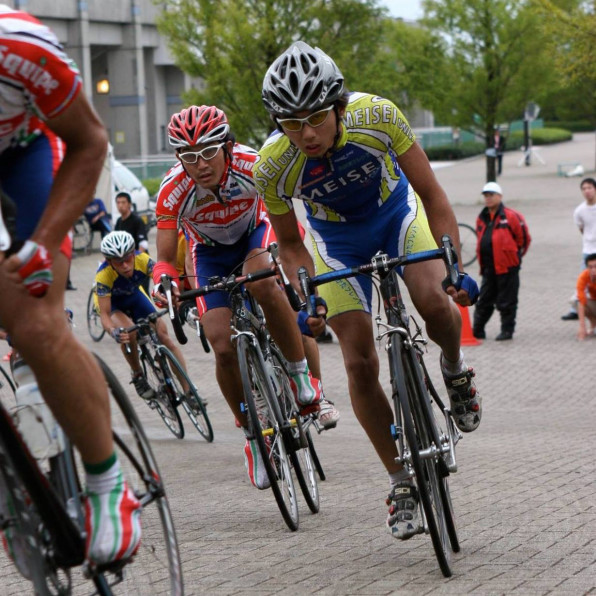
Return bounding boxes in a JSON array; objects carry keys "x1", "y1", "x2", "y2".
[{"x1": 13, "y1": 362, "x2": 64, "y2": 459}]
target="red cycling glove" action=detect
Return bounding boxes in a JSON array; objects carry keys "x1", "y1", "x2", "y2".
[
  {"x1": 152, "y1": 261, "x2": 179, "y2": 306},
  {"x1": 16, "y1": 240, "x2": 53, "y2": 297}
]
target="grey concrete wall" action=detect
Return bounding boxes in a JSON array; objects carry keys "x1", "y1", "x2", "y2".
[{"x1": 5, "y1": 0, "x2": 186, "y2": 159}]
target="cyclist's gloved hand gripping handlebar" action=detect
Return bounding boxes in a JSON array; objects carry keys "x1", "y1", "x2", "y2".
[
  {"x1": 268, "y1": 242, "x2": 304, "y2": 312},
  {"x1": 159, "y1": 274, "x2": 188, "y2": 345},
  {"x1": 440, "y1": 234, "x2": 479, "y2": 305},
  {"x1": 16, "y1": 240, "x2": 53, "y2": 297}
]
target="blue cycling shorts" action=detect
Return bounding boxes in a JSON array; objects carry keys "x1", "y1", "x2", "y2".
[{"x1": 190, "y1": 219, "x2": 274, "y2": 317}]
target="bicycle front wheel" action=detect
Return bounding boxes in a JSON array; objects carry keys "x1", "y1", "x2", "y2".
[
  {"x1": 457, "y1": 222, "x2": 477, "y2": 268},
  {"x1": 158, "y1": 346, "x2": 214, "y2": 442},
  {"x1": 95, "y1": 355, "x2": 184, "y2": 595},
  {"x1": 400, "y1": 348, "x2": 453, "y2": 577},
  {"x1": 142, "y1": 347, "x2": 184, "y2": 439},
  {"x1": 237, "y1": 335, "x2": 299, "y2": 531},
  {"x1": 86, "y1": 286, "x2": 105, "y2": 342},
  {"x1": 270, "y1": 346, "x2": 320, "y2": 514}
]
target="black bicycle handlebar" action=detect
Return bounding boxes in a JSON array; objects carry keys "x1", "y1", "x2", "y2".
[
  {"x1": 160, "y1": 274, "x2": 187, "y2": 345},
  {"x1": 299, "y1": 235, "x2": 459, "y2": 316}
]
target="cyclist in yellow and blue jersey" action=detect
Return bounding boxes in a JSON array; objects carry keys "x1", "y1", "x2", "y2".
[
  {"x1": 95, "y1": 231, "x2": 189, "y2": 400},
  {"x1": 256, "y1": 41, "x2": 482, "y2": 541}
]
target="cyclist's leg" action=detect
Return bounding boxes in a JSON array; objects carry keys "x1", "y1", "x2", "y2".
[
  {"x1": 327, "y1": 311, "x2": 399, "y2": 471},
  {"x1": 243, "y1": 222, "x2": 320, "y2": 410}
]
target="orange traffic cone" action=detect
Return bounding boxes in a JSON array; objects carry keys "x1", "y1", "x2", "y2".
[{"x1": 456, "y1": 302, "x2": 482, "y2": 346}]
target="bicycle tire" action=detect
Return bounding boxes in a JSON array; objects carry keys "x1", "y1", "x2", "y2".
[
  {"x1": 141, "y1": 346, "x2": 184, "y2": 439},
  {"x1": 400, "y1": 347, "x2": 453, "y2": 577},
  {"x1": 72, "y1": 216, "x2": 92, "y2": 253},
  {"x1": 457, "y1": 222, "x2": 477, "y2": 268},
  {"x1": 0, "y1": 363, "x2": 15, "y2": 406},
  {"x1": 270, "y1": 346, "x2": 319, "y2": 514},
  {"x1": 158, "y1": 346, "x2": 214, "y2": 442},
  {"x1": 95, "y1": 354, "x2": 184, "y2": 594},
  {"x1": 306, "y1": 429, "x2": 326, "y2": 481},
  {"x1": 237, "y1": 335, "x2": 299, "y2": 531},
  {"x1": 86, "y1": 285, "x2": 105, "y2": 342}
]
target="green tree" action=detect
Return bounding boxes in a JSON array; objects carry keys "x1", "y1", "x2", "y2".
[
  {"x1": 422, "y1": 0, "x2": 560, "y2": 180},
  {"x1": 531, "y1": 0, "x2": 596, "y2": 167},
  {"x1": 156, "y1": 0, "x2": 390, "y2": 147}
]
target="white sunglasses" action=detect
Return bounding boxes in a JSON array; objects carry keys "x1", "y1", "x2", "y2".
[
  {"x1": 178, "y1": 143, "x2": 225, "y2": 164},
  {"x1": 277, "y1": 106, "x2": 334, "y2": 132}
]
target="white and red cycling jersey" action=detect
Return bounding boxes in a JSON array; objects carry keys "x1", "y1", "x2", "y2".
[
  {"x1": 155, "y1": 143, "x2": 269, "y2": 247},
  {"x1": 0, "y1": 5, "x2": 81, "y2": 154}
]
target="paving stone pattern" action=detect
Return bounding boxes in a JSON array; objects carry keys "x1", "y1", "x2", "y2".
[{"x1": 2, "y1": 134, "x2": 595, "y2": 594}]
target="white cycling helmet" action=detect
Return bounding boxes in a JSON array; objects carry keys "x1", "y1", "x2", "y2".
[
  {"x1": 100, "y1": 231, "x2": 135, "y2": 259},
  {"x1": 262, "y1": 41, "x2": 345, "y2": 116}
]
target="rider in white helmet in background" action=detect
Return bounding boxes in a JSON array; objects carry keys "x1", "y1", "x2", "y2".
[{"x1": 95, "y1": 230, "x2": 189, "y2": 400}]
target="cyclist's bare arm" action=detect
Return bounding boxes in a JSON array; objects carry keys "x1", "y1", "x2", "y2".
[
  {"x1": 397, "y1": 143, "x2": 461, "y2": 264},
  {"x1": 29, "y1": 94, "x2": 107, "y2": 255},
  {"x1": 397, "y1": 143, "x2": 474, "y2": 306}
]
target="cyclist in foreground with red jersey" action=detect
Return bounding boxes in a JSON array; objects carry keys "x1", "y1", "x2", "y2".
[
  {"x1": 0, "y1": 5, "x2": 140, "y2": 565},
  {"x1": 154, "y1": 105, "x2": 339, "y2": 490}
]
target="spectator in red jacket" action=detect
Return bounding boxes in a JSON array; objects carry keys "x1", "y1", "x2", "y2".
[{"x1": 473, "y1": 182, "x2": 531, "y2": 341}]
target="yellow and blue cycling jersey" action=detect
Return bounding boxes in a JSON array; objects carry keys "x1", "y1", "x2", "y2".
[
  {"x1": 254, "y1": 92, "x2": 437, "y2": 318},
  {"x1": 94, "y1": 253, "x2": 156, "y2": 320},
  {"x1": 95, "y1": 253, "x2": 153, "y2": 298},
  {"x1": 254, "y1": 92, "x2": 416, "y2": 223}
]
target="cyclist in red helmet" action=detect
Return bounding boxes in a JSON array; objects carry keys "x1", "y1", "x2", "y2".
[{"x1": 154, "y1": 105, "x2": 339, "y2": 490}]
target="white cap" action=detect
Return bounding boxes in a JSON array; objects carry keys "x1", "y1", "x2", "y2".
[{"x1": 482, "y1": 181, "x2": 502, "y2": 195}]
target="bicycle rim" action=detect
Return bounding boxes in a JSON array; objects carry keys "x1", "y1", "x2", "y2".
[
  {"x1": 159, "y1": 347, "x2": 214, "y2": 442},
  {"x1": 270, "y1": 347, "x2": 319, "y2": 514},
  {"x1": 142, "y1": 349, "x2": 184, "y2": 439},
  {"x1": 94, "y1": 355, "x2": 184, "y2": 595},
  {"x1": 401, "y1": 349, "x2": 453, "y2": 577},
  {"x1": 237, "y1": 336, "x2": 298, "y2": 531},
  {"x1": 86, "y1": 287, "x2": 105, "y2": 342},
  {"x1": 457, "y1": 222, "x2": 478, "y2": 268}
]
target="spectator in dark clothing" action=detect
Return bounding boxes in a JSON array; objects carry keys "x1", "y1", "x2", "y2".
[
  {"x1": 114, "y1": 191, "x2": 149, "y2": 253},
  {"x1": 84, "y1": 197, "x2": 112, "y2": 238},
  {"x1": 494, "y1": 128, "x2": 506, "y2": 176},
  {"x1": 473, "y1": 182, "x2": 531, "y2": 341}
]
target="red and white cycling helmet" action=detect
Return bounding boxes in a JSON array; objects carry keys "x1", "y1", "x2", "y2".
[{"x1": 167, "y1": 105, "x2": 230, "y2": 149}]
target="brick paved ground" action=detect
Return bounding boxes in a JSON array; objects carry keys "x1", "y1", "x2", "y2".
[{"x1": 2, "y1": 134, "x2": 595, "y2": 594}]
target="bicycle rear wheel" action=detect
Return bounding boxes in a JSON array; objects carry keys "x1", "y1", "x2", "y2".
[
  {"x1": 86, "y1": 285, "x2": 105, "y2": 342},
  {"x1": 270, "y1": 346, "x2": 319, "y2": 514},
  {"x1": 95, "y1": 355, "x2": 184, "y2": 594},
  {"x1": 457, "y1": 222, "x2": 477, "y2": 268},
  {"x1": 400, "y1": 347, "x2": 453, "y2": 577},
  {"x1": 141, "y1": 347, "x2": 184, "y2": 439},
  {"x1": 237, "y1": 335, "x2": 299, "y2": 531},
  {"x1": 158, "y1": 346, "x2": 214, "y2": 442}
]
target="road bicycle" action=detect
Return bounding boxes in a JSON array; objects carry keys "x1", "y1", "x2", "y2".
[
  {"x1": 457, "y1": 221, "x2": 477, "y2": 268},
  {"x1": 178, "y1": 244, "x2": 325, "y2": 531},
  {"x1": 123, "y1": 310, "x2": 213, "y2": 442},
  {"x1": 86, "y1": 282, "x2": 106, "y2": 342},
  {"x1": 298, "y1": 236, "x2": 462, "y2": 577},
  {"x1": 0, "y1": 354, "x2": 183, "y2": 594}
]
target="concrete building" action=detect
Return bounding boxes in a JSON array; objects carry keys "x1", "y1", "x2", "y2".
[{"x1": 5, "y1": 0, "x2": 198, "y2": 159}]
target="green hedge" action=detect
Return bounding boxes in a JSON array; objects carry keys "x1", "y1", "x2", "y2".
[
  {"x1": 508, "y1": 127, "x2": 572, "y2": 146},
  {"x1": 545, "y1": 120, "x2": 594, "y2": 133},
  {"x1": 424, "y1": 141, "x2": 485, "y2": 161},
  {"x1": 142, "y1": 177, "x2": 162, "y2": 198}
]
